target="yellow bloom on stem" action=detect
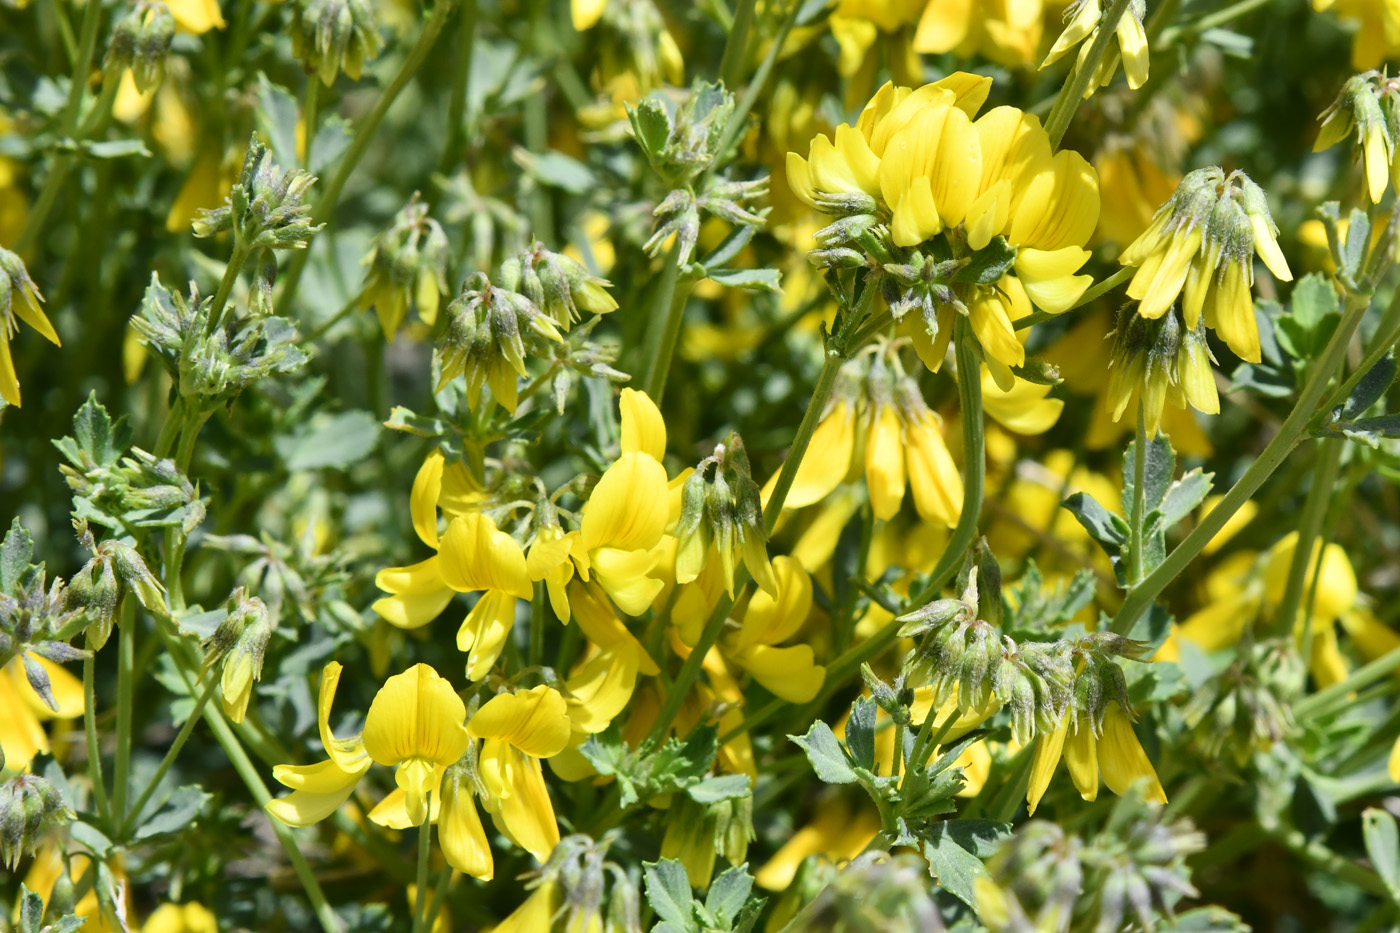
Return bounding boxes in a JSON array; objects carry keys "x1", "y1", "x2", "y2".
[
  {"x1": 755, "y1": 796, "x2": 881, "y2": 890},
  {"x1": 167, "y1": 0, "x2": 226, "y2": 34},
  {"x1": 914, "y1": 0, "x2": 1048, "y2": 68},
  {"x1": 1042, "y1": 0, "x2": 1150, "y2": 96},
  {"x1": 373, "y1": 448, "x2": 484, "y2": 630},
  {"x1": 266, "y1": 662, "x2": 373, "y2": 827},
  {"x1": 469, "y1": 684, "x2": 572, "y2": 861},
  {"x1": 527, "y1": 521, "x2": 578, "y2": 623},
  {"x1": 143, "y1": 902, "x2": 219, "y2": 933},
  {"x1": 492, "y1": 881, "x2": 561, "y2": 932},
  {"x1": 725, "y1": 556, "x2": 826, "y2": 703},
  {"x1": 560, "y1": 579, "x2": 661, "y2": 737},
  {"x1": 980, "y1": 366, "x2": 1064, "y2": 435},
  {"x1": 1027, "y1": 704, "x2": 1166, "y2": 814},
  {"x1": 438, "y1": 512, "x2": 534, "y2": 680},
  {"x1": 361, "y1": 664, "x2": 472, "y2": 826},
  {"x1": 0, "y1": 248, "x2": 61, "y2": 409},
  {"x1": 572, "y1": 390, "x2": 672, "y2": 615}
]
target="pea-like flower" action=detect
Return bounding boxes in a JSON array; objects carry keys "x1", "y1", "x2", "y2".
[
  {"x1": 267, "y1": 663, "x2": 492, "y2": 876},
  {"x1": 468, "y1": 684, "x2": 573, "y2": 861},
  {"x1": 1041, "y1": 0, "x2": 1150, "y2": 97},
  {"x1": 1027, "y1": 704, "x2": 1167, "y2": 814},
  {"x1": 0, "y1": 248, "x2": 60, "y2": 409},
  {"x1": 723, "y1": 556, "x2": 826, "y2": 703}
]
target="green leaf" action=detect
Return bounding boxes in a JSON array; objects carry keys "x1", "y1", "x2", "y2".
[
  {"x1": 700, "y1": 224, "x2": 755, "y2": 269},
  {"x1": 918, "y1": 820, "x2": 1001, "y2": 909},
  {"x1": 644, "y1": 859, "x2": 697, "y2": 931},
  {"x1": 704, "y1": 864, "x2": 755, "y2": 927},
  {"x1": 54, "y1": 392, "x2": 131, "y2": 471},
  {"x1": 19, "y1": 886, "x2": 44, "y2": 933},
  {"x1": 1122, "y1": 433, "x2": 1174, "y2": 517},
  {"x1": 707, "y1": 268, "x2": 783, "y2": 293},
  {"x1": 1363, "y1": 808, "x2": 1400, "y2": 906},
  {"x1": 309, "y1": 116, "x2": 353, "y2": 175},
  {"x1": 686, "y1": 773, "x2": 751, "y2": 804},
  {"x1": 1062, "y1": 492, "x2": 1127, "y2": 549},
  {"x1": 256, "y1": 75, "x2": 301, "y2": 169},
  {"x1": 85, "y1": 138, "x2": 151, "y2": 159},
  {"x1": 1229, "y1": 361, "x2": 1294, "y2": 398},
  {"x1": 1291, "y1": 272, "x2": 1341, "y2": 331},
  {"x1": 1155, "y1": 468, "x2": 1214, "y2": 530},
  {"x1": 628, "y1": 98, "x2": 672, "y2": 162},
  {"x1": 70, "y1": 819, "x2": 113, "y2": 857},
  {"x1": 1336, "y1": 413, "x2": 1400, "y2": 447},
  {"x1": 517, "y1": 148, "x2": 597, "y2": 195},
  {"x1": 845, "y1": 697, "x2": 877, "y2": 773},
  {"x1": 1, "y1": 518, "x2": 33, "y2": 594},
  {"x1": 384, "y1": 406, "x2": 447, "y2": 437},
  {"x1": 1342, "y1": 208, "x2": 1371, "y2": 283},
  {"x1": 953, "y1": 236, "x2": 1017, "y2": 285},
  {"x1": 790, "y1": 721, "x2": 858, "y2": 785},
  {"x1": 134, "y1": 785, "x2": 211, "y2": 840},
  {"x1": 1340, "y1": 354, "x2": 1396, "y2": 420},
  {"x1": 274, "y1": 409, "x2": 382, "y2": 472}
]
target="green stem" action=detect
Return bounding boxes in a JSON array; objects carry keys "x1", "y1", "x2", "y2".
[
  {"x1": 643, "y1": 590, "x2": 738, "y2": 751},
  {"x1": 709, "y1": 0, "x2": 800, "y2": 172},
  {"x1": 1317, "y1": 287, "x2": 1400, "y2": 418},
  {"x1": 1295, "y1": 646, "x2": 1400, "y2": 720},
  {"x1": 204, "y1": 242, "x2": 253, "y2": 339},
  {"x1": 1043, "y1": 0, "x2": 1133, "y2": 149},
  {"x1": 1015, "y1": 267, "x2": 1133, "y2": 331},
  {"x1": 1160, "y1": 0, "x2": 1274, "y2": 42},
  {"x1": 908, "y1": 317, "x2": 986, "y2": 607},
  {"x1": 411, "y1": 796, "x2": 434, "y2": 933},
  {"x1": 303, "y1": 77, "x2": 320, "y2": 168},
  {"x1": 638, "y1": 243, "x2": 687, "y2": 402},
  {"x1": 276, "y1": 0, "x2": 454, "y2": 316},
  {"x1": 118, "y1": 671, "x2": 220, "y2": 840},
  {"x1": 437, "y1": 0, "x2": 479, "y2": 177},
  {"x1": 1273, "y1": 437, "x2": 1343, "y2": 645},
  {"x1": 82, "y1": 649, "x2": 112, "y2": 824},
  {"x1": 1111, "y1": 290, "x2": 1373, "y2": 635},
  {"x1": 111, "y1": 599, "x2": 136, "y2": 826},
  {"x1": 14, "y1": 0, "x2": 104, "y2": 253},
  {"x1": 302, "y1": 287, "x2": 367, "y2": 344},
  {"x1": 718, "y1": 0, "x2": 756, "y2": 88},
  {"x1": 762, "y1": 346, "x2": 848, "y2": 532},
  {"x1": 1129, "y1": 398, "x2": 1148, "y2": 585}
]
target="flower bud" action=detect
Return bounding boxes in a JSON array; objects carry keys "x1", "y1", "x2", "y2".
[
  {"x1": 673, "y1": 433, "x2": 776, "y2": 598},
  {"x1": 1315, "y1": 72, "x2": 1395, "y2": 204},
  {"x1": 105, "y1": 0, "x2": 175, "y2": 92},
  {"x1": 104, "y1": 540, "x2": 167, "y2": 613},
  {"x1": 0, "y1": 774, "x2": 74, "y2": 870},
  {"x1": 202, "y1": 589, "x2": 274, "y2": 724},
  {"x1": 68, "y1": 553, "x2": 121, "y2": 649},
  {"x1": 360, "y1": 194, "x2": 449, "y2": 339},
  {"x1": 436, "y1": 273, "x2": 563, "y2": 412},
  {"x1": 518, "y1": 244, "x2": 618, "y2": 328},
  {"x1": 0, "y1": 247, "x2": 59, "y2": 409},
  {"x1": 194, "y1": 135, "x2": 323, "y2": 250},
  {"x1": 291, "y1": 0, "x2": 384, "y2": 86}
]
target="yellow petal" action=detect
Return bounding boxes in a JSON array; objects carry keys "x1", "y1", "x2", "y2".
[
  {"x1": 316, "y1": 661, "x2": 370, "y2": 774},
  {"x1": 1097, "y1": 706, "x2": 1166, "y2": 803},
  {"x1": 457, "y1": 590, "x2": 518, "y2": 681},
  {"x1": 905, "y1": 410, "x2": 962, "y2": 527},
  {"x1": 439, "y1": 768, "x2": 494, "y2": 879},
  {"x1": 1014, "y1": 246, "x2": 1092, "y2": 313},
  {"x1": 468, "y1": 684, "x2": 572, "y2": 758},
  {"x1": 366, "y1": 785, "x2": 443, "y2": 830},
  {"x1": 373, "y1": 556, "x2": 455, "y2": 629},
  {"x1": 438, "y1": 512, "x2": 532, "y2": 598},
  {"x1": 167, "y1": 0, "x2": 226, "y2": 34},
  {"x1": 580, "y1": 452, "x2": 670, "y2": 553},
  {"x1": 620, "y1": 388, "x2": 667, "y2": 461},
  {"x1": 914, "y1": 0, "x2": 973, "y2": 52},
  {"x1": 477, "y1": 740, "x2": 560, "y2": 861},
  {"x1": 733, "y1": 644, "x2": 826, "y2": 703},
  {"x1": 571, "y1": 0, "x2": 606, "y2": 30},
  {"x1": 361, "y1": 663, "x2": 470, "y2": 768},
  {"x1": 1026, "y1": 721, "x2": 1067, "y2": 816},
  {"x1": 590, "y1": 545, "x2": 664, "y2": 616},
  {"x1": 411, "y1": 450, "x2": 445, "y2": 548},
  {"x1": 864, "y1": 404, "x2": 906, "y2": 520},
  {"x1": 783, "y1": 402, "x2": 856, "y2": 510},
  {"x1": 734, "y1": 555, "x2": 813, "y2": 649},
  {"x1": 1063, "y1": 721, "x2": 1099, "y2": 800}
]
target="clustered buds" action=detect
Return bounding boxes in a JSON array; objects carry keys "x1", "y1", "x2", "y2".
[
  {"x1": 131, "y1": 274, "x2": 309, "y2": 403},
  {"x1": 360, "y1": 193, "x2": 450, "y2": 339},
  {"x1": 1315, "y1": 71, "x2": 1400, "y2": 204},
  {"x1": 193, "y1": 135, "x2": 323, "y2": 252},
  {"x1": 0, "y1": 774, "x2": 75, "y2": 870},
  {"x1": 1042, "y1": 0, "x2": 1150, "y2": 97},
  {"x1": 897, "y1": 545, "x2": 1148, "y2": 746},
  {"x1": 291, "y1": 0, "x2": 383, "y2": 86},
  {"x1": 69, "y1": 529, "x2": 168, "y2": 649},
  {"x1": 674, "y1": 433, "x2": 776, "y2": 598},
  {"x1": 1119, "y1": 166, "x2": 1293, "y2": 363},
  {"x1": 202, "y1": 588, "x2": 275, "y2": 724},
  {"x1": 1182, "y1": 639, "x2": 1303, "y2": 768},
  {"x1": 781, "y1": 852, "x2": 946, "y2": 932},
  {"x1": 105, "y1": 0, "x2": 175, "y2": 92},
  {"x1": 0, "y1": 521, "x2": 93, "y2": 686},
  {"x1": 1104, "y1": 302, "x2": 1219, "y2": 438},
  {"x1": 436, "y1": 272, "x2": 563, "y2": 412},
  {"x1": 0, "y1": 246, "x2": 60, "y2": 409},
  {"x1": 978, "y1": 798, "x2": 1206, "y2": 933},
  {"x1": 502, "y1": 243, "x2": 618, "y2": 330}
]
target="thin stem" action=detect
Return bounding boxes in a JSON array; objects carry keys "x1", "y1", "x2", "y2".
[
  {"x1": 1295, "y1": 646, "x2": 1400, "y2": 719},
  {"x1": 1111, "y1": 290, "x2": 1373, "y2": 635},
  {"x1": 1273, "y1": 437, "x2": 1343, "y2": 642},
  {"x1": 303, "y1": 77, "x2": 320, "y2": 168},
  {"x1": 302, "y1": 287, "x2": 367, "y2": 343},
  {"x1": 718, "y1": 0, "x2": 757, "y2": 88},
  {"x1": 437, "y1": 0, "x2": 479, "y2": 177},
  {"x1": 639, "y1": 243, "x2": 687, "y2": 402},
  {"x1": 14, "y1": 0, "x2": 105, "y2": 252},
  {"x1": 1129, "y1": 399, "x2": 1148, "y2": 585},
  {"x1": 118, "y1": 671, "x2": 220, "y2": 840},
  {"x1": 204, "y1": 242, "x2": 253, "y2": 339},
  {"x1": 1317, "y1": 286, "x2": 1400, "y2": 418},
  {"x1": 709, "y1": 0, "x2": 801, "y2": 173},
  {"x1": 411, "y1": 797, "x2": 434, "y2": 933},
  {"x1": 908, "y1": 317, "x2": 986, "y2": 607},
  {"x1": 82, "y1": 650, "x2": 112, "y2": 824},
  {"x1": 1160, "y1": 0, "x2": 1274, "y2": 42},
  {"x1": 276, "y1": 0, "x2": 454, "y2": 316},
  {"x1": 111, "y1": 599, "x2": 137, "y2": 826},
  {"x1": 643, "y1": 590, "x2": 738, "y2": 751},
  {"x1": 1043, "y1": 0, "x2": 1134, "y2": 149},
  {"x1": 1015, "y1": 267, "x2": 1133, "y2": 331}
]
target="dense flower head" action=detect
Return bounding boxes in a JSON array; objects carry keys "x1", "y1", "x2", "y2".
[
  {"x1": 1314, "y1": 70, "x2": 1400, "y2": 203},
  {"x1": 1119, "y1": 166, "x2": 1292, "y2": 363},
  {"x1": 1104, "y1": 303, "x2": 1219, "y2": 437}
]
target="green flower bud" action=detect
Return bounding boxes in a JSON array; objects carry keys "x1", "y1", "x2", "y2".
[
  {"x1": 105, "y1": 0, "x2": 175, "y2": 92},
  {"x1": 202, "y1": 589, "x2": 274, "y2": 724},
  {"x1": 0, "y1": 774, "x2": 74, "y2": 870},
  {"x1": 291, "y1": 0, "x2": 384, "y2": 86},
  {"x1": 360, "y1": 194, "x2": 450, "y2": 339}
]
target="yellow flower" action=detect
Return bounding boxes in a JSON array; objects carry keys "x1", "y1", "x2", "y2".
[
  {"x1": 914, "y1": 0, "x2": 1049, "y2": 68},
  {"x1": 373, "y1": 448, "x2": 483, "y2": 630},
  {"x1": 1094, "y1": 143, "x2": 1181, "y2": 247},
  {"x1": 1119, "y1": 167, "x2": 1291, "y2": 363},
  {"x1": 1042, "y1": 0, "x2": 1150, "y2": 97},
  {"x1": 558, "y1": 579, "x2": 661, "y2": 738},
  {"x1": 361, "y1": 664, "x2": 472, "y2": 826},
  {"x1": 754, "y1": 796, "x2": 881, "y2": 890},
  {"x1": 1263, "y1": 531, "x2": 1358, "y2": 624},
  {"x1": 527, "y1": 521, "x2": 579, "y2": 623},
  {"x1": 143, "y1": 902, "x2": 219, "y2": 933},
  {"x1": 492, "y1": 881, "x2": 561, "y2": 932},
  {"x1": 1027, "y1": 704, "x2": 1166, "y2": 814},
  {"x1": 572, "y1": 390, "x2": 672, "y2": 615},
  {"x1": 1313, "y1": 0, "x2": 1400, "y2": 70},
  {"x1": 0, "y1": 248, "x2": 61, "y2": 409},
  {"x1": 468, "y1": 684, "x2": 572, "y2": 861},
  {"x1": 167, "y1": 0, "x2": 226, "y2": 34},
  {"x1": 980, "y1": 367, "x2": 1064, "y2": 435},
  {"x1": 438, "y1": 512, "x2": 534, "y2": 681},
  {"x1": 266, "y1": 662, "x2": 374, "y2": 827},
  {"x1": 724, "y1": 556, "x2": 826, "y2": 703},
  {"x1": 0, "y1": 655, "x2": 84, "y2": 777}
]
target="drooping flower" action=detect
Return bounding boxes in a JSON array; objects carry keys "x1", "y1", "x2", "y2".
[
  {"x1": 0, "y1": 248, "x2": 61, "y2": 409},
  {"x1": 1041, "y1": 0, "x2": 1150, "y2": 96},
  {"x1": 0, "y1": 656, "x2": 83, "y2": 777},
  {"x1": 1027, "y1": 704, "x2": 1167, "y2": 814},
  {"x1": 468, "y1": 684, "x2": 573, "y2": 861},
  {"x1": 723, "y1": 556, "x2": 826, "y2": 703}
]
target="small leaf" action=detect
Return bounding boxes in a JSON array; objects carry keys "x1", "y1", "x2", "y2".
[
  {"x1": 256, "y1": 75, "x2": 300, "y2": 169},
  {"x1": 699, "y1": 224, "x2": 756, "y2": 270},
  {"x1": 1342, "y1": 208, "x2": 1371, "y2": 283},
  {"x1": 1, "y1": 517, "x2": 34, "y2": 594},
  {"x1": 1291, "y1": 273, "x2": 1341, "y2": 331},
  {"x1": 384, "y1": 406, "x2": 446, "y2": 437},
  {"x1": 628, "y1": 98, "x2": 672, "y2": 162},
  {"x1": 707, "y1": 268, "x2": 783, "y2": 293},
  {"x1": 515, "y1": 148, "x2": 597, "y2": 195},
  {"x1": 1062, "y1": 492, "x2": 1128, "y2": 549},
  {"x1": 790, "y1": 721, "x2": 858, "y2": 785},
  {"x1": 1122, "y1": 433, "x2": 1174, "y2": 516},
  {"x1": 134, "y1": 785, "x2": 211, "y2": 840},
  {"x1": 704, "y1": 864, "x2": 755, "y2": 926},
  {"x1": 686, "y1": 774, "x2": 750, "y2": 804},
  {"x1": 1156, "y1": 468, "x2": 1214, "y2": 530},
  {"x1": 85, "y1": 138, "x2": 151, "y2": 159},
  {"x1": 845, "y1": 697, "x2": 877, "y2": 773},
  {"x1": 644, "y1": 859, "x2": 697, "y2": 931},
  {"x1": 1340, "y1": 354, "x2": 1396, "y2": 420},
  {"x1": 309, "y1": 116, "x2": 353, "y2": 174},
  {"x1": 274, "y1": 409, "x2": 382, "y2": 472},
  {"x1": 918, "y1": 820, "x2": 999, "y2": 909},
  {"x1": 1364, "y1": 808, "x2": 1400, "y2": 906},
  {"x1": 953, "y1": 236, "x2": 1017, "y2": 284}
]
